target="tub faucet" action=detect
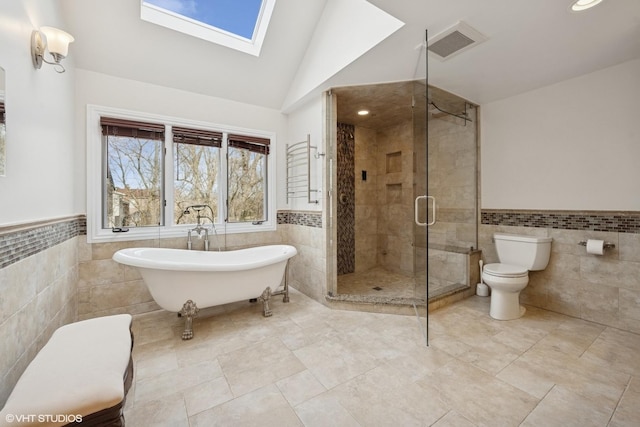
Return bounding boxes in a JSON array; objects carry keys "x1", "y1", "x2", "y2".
[
  {"x1": 188, "y1": 224, "x2": 209, "y2": 251},
  {"x1": 185, "y1": 204, "x2": 213, "y2": 251}
]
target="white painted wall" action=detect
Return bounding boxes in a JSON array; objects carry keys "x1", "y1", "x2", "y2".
[
  {"x1": 0, "y1": 1, "x2": 77, "y2": 226},
  {"x1": 481, "y1": 59, "x2": 640, "y2": 211},
  {"x1": 73, "y1": 69, "x2": 290, "y2": 212},
  {"x1": 282, "y1": 0, "x2": 404, "y2": 112}
]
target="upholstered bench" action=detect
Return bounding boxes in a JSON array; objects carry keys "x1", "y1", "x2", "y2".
[{"x1": 0, "y1": 314, "x2": 134, "y2": 427}]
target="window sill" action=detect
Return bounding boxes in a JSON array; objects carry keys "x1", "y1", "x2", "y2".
[{"x1": 86, "y1": 221, "x2": 277, "y2": 244}]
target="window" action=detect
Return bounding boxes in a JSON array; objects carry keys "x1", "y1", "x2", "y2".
[
  {"x1": 87, "y1": 106, "x2": 275, "y2": 242},
  {"x1": 101, "y1": 118, "x2": 165, "y2": 229},
  {"x1": 141, "y1": 0, "x2": 276, "y2": 56},
  {"x1": 173, "y1": 127, "x2": 222, "y2": 224},
  {"x1": 227, "y1": 134, "x2": 269, "y2": 222}
]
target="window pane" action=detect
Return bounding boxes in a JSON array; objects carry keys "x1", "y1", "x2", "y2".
[
  {"x1": 105, "y1": 135, "x2": 163, "y2": 228},
  {"x1": 143, "y1": 0, "x2": 263, "y2": 40},
  {"x1": 227, "y1": 146, "x2": 266, "y2": 222},
  {"x1": 174, "y1": 142, "x2": 220, "y2": 224}
]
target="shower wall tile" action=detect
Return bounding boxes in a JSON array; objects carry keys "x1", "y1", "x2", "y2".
[
  {"x1": 337, "y1": 123, "x2": 356, "y2": 275},
  {"x1": 428, "y1": 108, "x2": 478, "y2": 250},
  {"x1": 376, "y1": 121, "x2": 414, "y2": 275},
  {"x1": 480, "y1": 214, "x2": 640, "y2": 334},
  {"x1": 354, "y1": 126, "x2": 378, "y2": 273}
]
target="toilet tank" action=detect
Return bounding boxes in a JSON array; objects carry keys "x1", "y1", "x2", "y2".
[{"x1": 494, "y1": 233, "x2": 553, "y2": 271}]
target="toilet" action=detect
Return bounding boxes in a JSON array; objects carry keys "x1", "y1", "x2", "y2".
[{"x1": 482, "y1": 233, "x2": 552, "y2": 320}]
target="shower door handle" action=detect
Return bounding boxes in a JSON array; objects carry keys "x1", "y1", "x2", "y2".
[{"x1": 414, "y1": 195, "x2": 436, "y2": 226}]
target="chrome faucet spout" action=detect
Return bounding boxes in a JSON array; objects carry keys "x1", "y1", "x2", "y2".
[{"x1": 183, "y1": 204, "x2": 219, "y2": 251}]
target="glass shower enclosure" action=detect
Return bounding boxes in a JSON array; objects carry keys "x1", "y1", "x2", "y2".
[{"x1": 326, "y1": 33, "x2": 479, "y2": 344}]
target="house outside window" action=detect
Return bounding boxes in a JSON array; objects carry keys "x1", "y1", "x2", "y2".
[{"x1": 87, "y1": 105, "x2": 275, "y2": 242}]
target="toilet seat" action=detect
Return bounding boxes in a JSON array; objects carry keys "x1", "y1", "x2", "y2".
[{"x1": 483, "y1": 263, "x2": 528, "y2": 278}]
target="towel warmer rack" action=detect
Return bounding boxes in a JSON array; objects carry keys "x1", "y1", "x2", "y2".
[{"x1": 286, "y1": 134, "x2": 321, "y2": 204}]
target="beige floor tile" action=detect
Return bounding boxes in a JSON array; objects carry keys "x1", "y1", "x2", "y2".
[
  {"x1": 295, "y1": 393, "x2": 361, "y2": 427},
  {"x1": 609, "y1": 376, "x2": 640, "y2": 427},
  {"x1": 581, "y1": 327, "x2": 640, "y2": 376},
  {"x1": 425, "y1": 359, "x2": 539, "y2": 426},
  {"x1": 531, "y1": 317, "x2": 605, "y2": 358},
  {"x1": 189, "y1": 384, "x2": 303, "y2": 427},
  {"x1": 132, "y1": 337, "x2": 176, "y2": 362},
  {"x1": 328, "y1": 363, "x2": 450, "y2": 426},
  {"x1": 386, "y1": 342, "x2": 454, "y2": 381},
  {"x1": 510, "y1": 344, "x2": 630, "y2": 412},
  {"x1": 134, "y1": 351, "x2": 178, "y2": 380},
  {"x1": 124, "y1": 392, "x2": 189, "y2": 427},
  {"x1": 432, "y1": 410, "x2": 476, "y2": 427},
  {"x1": 121, "y1": 288, "x2": 640, "y2": 427},
  {"x1": 182, "y1": 376, "x2": 234, "y2": 417},
  {"x1": 276, "y1": 369, "x2": 327, "y2": 407},
  {"x1": 496, "y1": 359, "x2": 556, "y2": 399},
  {"x1": 293, "y1": 334, "x2": 379, "y2": 389},
  {"x1": 134, "y1": 359, "x2": 223, "y2": 403},
  {"x1": 521, "y1": 385, "x2": 612, "y2": 427},
  {"x1": 217, "y1": 337, "x2": 307, "y2": 396},
  {"x1": 457, "y1": 338, "x2": 523, "y2": 375}
]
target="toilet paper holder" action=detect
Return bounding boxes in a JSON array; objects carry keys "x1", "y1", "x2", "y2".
[{"x1": 578, "y1": 240, "x2": 615, "y2": 249}]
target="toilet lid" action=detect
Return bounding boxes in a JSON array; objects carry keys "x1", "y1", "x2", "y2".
[{"x1": 483, "y1": 263, "x2": 528, "y2": 278}]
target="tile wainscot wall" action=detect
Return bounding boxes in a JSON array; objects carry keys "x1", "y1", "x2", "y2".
[{"x1": 481, "y1": 209, "x2": 640, "y2": 333}]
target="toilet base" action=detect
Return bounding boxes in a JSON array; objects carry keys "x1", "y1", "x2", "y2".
[{"x1": 489, "y1": 290, "x2": 526, "y2": 320}]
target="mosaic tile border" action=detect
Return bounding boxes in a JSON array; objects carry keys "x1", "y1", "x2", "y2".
[
  {"x1": 277, "y1": 210, "x2": 322, "y2": 228},
  {"x1": 0, "y1": 216, "x2": 86, "y2": 269},
  {"x1": 481, "y1": 209, "x2": 640, "y2": 233}
]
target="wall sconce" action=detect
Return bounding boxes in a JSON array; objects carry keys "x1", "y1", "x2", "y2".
[{"x1": 31, "y1": 27, "x2": 74, "y2": 73}]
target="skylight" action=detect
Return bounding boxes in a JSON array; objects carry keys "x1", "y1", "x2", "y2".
[{"x1": 141, "y1": 0, "x2": 276, "y2": 56}]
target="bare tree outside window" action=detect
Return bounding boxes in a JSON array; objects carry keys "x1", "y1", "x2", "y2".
[
  {"x1": 105, "y1": 135, "x2": 163, "y2": 228},
  {"x1": 227, "y1": 146, "x2": 265, "y2": 222},
  {"x1": 174, "y1": 142, "x2": 220, "y2": 224},
  {"x1": 99, "y1": 116, "x2": 270, "y2": 232}
]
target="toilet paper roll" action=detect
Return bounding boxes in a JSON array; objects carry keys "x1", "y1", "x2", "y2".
[{"x1": 586, "y1": 239, "x2": 605, "y2": 255}]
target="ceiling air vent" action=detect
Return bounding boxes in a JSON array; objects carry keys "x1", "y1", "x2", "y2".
[{"x1": 428, "y1": 21, "x2": 487, "y2": 61}]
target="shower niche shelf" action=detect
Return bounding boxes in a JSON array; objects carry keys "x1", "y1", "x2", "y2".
[
  {"x1": 386, "y1": 151, "x2": 402, "y2": 173},
  {"x1": 286, "y1": 134, "x2": 322, "y2": 204}
]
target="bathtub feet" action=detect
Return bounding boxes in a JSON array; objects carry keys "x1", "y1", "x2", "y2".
[
  {"x1": 259, "y1": 287, "x2": 273, "y2": 317},
  {"x1": 180, "y1": 299, "x2": 199, "y2": 340}
]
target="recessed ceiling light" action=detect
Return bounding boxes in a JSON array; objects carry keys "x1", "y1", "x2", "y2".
[
  {"x1": 570, "y1": 0, "x2": 604, "y2": 12},
  {"x1": 357, "y1": 110, "x2": 369, "y2": 116}
]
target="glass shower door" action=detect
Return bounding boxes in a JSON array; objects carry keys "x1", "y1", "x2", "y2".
[{"x1": 412, "y1": 77, "x2": 430, "y2": 345}]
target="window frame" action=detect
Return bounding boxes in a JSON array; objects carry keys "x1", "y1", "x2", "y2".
[
  {"x1": 140, "y1": 0, "x2": 276, "y2": 57},
  {"x1": 87, "y1": 105, "x2": 276, "y2": 243}
]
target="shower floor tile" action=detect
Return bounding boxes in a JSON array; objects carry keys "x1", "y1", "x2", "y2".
[{"x1": 337, "y1": 266, "x2": 464, "y2": 300}]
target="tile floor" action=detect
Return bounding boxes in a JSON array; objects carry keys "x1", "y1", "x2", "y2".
[{"x1": 124, "y1": 288, "x2": 640, "y2": 426}]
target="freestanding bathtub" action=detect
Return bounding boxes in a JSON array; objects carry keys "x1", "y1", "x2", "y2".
[{"x1": 113, "y1": 244, "x2": 297, "y2": 339}]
